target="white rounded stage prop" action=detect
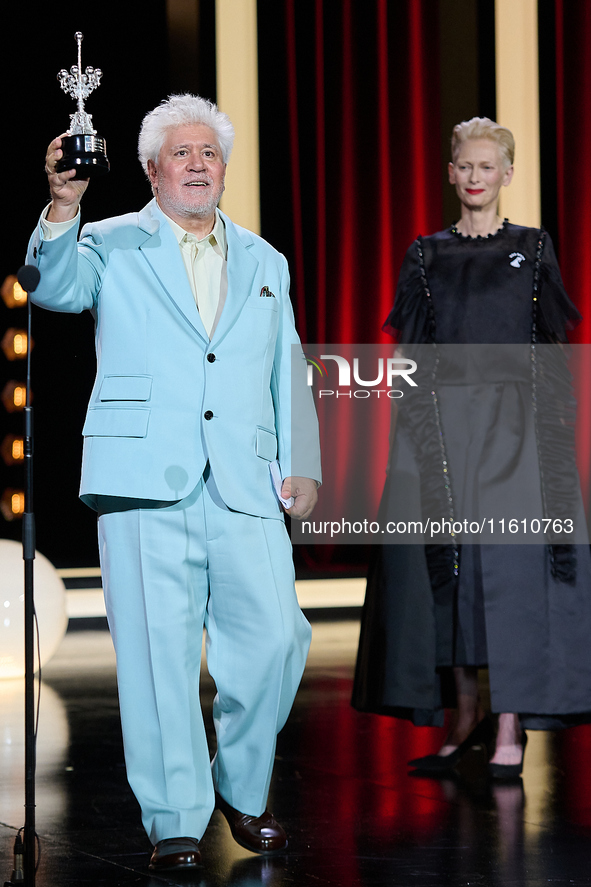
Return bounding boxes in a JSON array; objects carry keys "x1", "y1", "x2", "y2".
[{"x1": 0, "y1": 539, "x2": 68, "y2": 679}]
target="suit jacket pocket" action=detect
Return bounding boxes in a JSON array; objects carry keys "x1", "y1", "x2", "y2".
[
  {"x1": 99, "y1": 375, "x2": 153, "y2": 401},
  {"x1": 83, "y1": 407, "x2": 150, "y2": 438},
  {"x1": 256, "y1": 426, "x2": 278, "y2": 461},
  {"x1": 247, "y1": 295, "x2": 279, "y2": 311}
]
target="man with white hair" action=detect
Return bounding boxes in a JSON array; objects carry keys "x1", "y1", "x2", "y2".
[{"x1": 27, "y1": 94, "x2": 321, "y2": 873}]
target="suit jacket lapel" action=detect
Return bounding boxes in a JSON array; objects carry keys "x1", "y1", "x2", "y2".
[
  {"x1": 137, "y1": 201, "x2": 209, "y2": 343},
  {"x1": 211, "y1": 211, "x2": 259, "y2": 347}
]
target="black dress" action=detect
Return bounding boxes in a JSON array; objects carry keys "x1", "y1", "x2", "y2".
[{"x1": 351, "y1": 223, "x2": 591, "y2": 729}]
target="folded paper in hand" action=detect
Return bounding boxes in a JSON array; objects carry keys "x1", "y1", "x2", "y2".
[{"x1": 270, "y1": 460, "x2": 295, "y2": 509}]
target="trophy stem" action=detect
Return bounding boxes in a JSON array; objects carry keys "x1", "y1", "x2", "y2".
[{"x1": 76, "y1": 32, "x2": 84, "y2": 117}]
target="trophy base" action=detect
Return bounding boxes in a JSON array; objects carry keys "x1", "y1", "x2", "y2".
[{"x1": 55, "y1": 133, "x2": 110, "y2": 178}]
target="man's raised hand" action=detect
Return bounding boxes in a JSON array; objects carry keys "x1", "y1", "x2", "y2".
[{"x1": 45, "y1": 135, "x2": 89, "y2": 222}]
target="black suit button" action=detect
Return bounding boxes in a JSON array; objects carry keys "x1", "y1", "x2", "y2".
[
  {"x1": 207, "y1": 353, "x2": 216, "y2": 363},
  {"x1": 204, "y1": 410, "x2": 214, "y2": 420}
]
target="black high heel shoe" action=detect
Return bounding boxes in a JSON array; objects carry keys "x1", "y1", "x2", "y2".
[
  {"x1": 488, "y1": 732, "x2": 527, "y2": 780},
  {"x1": 408, "y1": 717, "x2": 495, "y2": 772}
]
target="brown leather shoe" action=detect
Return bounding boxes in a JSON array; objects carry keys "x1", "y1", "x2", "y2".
[
  {"x1": 215, "y1": 792, "x2": 288, "y2": 853},
  {"x1": 148, "y1": 836, "x2": 202, "y2": 871}
]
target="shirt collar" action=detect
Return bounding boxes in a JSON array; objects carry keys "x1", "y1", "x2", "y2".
[{"x1": 156, "y1": 205, "x2": 227, "y2": 259}]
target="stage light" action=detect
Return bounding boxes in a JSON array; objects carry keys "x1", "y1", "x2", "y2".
[
  {"x1": 1, "y1": 275, "x2": 27, "y2": 309},
  {"x1": 0, "y1": 539, "x2": 68, "y2": 679},
  {"x1": 1, "y1": 381, "x2": 28, "y2": 413},
  {"x1": 1, "y1": 329, "x2": 33, "y2": 361},
  {"x1": 0, "y1": 489, "x2": 25, "y2": 521},
  {"x1": 1, "y1": 435, "x2": 25, "y2": 466}
]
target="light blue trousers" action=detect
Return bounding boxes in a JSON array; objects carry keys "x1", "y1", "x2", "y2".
[{"x1": 97, "y1": 474, "x2": 311, "y2": 843}]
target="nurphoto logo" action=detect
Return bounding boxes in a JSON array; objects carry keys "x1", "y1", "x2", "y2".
[{"x1": 305, "y1": 353, "x2": 417, "y2": 399}]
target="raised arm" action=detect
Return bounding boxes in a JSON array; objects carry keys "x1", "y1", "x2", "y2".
[{"x1": 26, "y1": 137, "x2": 98, "y2": 314}]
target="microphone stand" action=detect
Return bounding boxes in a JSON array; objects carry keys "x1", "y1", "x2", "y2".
[{"x1": 5, "y1": 266, "x2": 41, "y2": 887}]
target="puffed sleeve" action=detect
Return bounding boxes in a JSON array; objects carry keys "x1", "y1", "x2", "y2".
[
  {"x1": 537, "y1": 232, "x2": 581, "y2": 343},
  {"x1": 383, "y1": 240, "x2": 430, "y2": 343}
]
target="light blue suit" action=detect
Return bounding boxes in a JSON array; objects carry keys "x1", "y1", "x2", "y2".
[
  {"x1": 27, "y1": 199, "x2": 320, "y2": 510},
  {"x1": 27, "y1": 199, "x2": 321, "y2": 841}
]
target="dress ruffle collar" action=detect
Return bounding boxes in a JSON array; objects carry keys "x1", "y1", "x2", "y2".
[{"x1": 450, "y1": 218, "x2": 509, "y2": 241}]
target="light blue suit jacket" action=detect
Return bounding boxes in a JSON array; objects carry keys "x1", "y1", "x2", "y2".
[{"x1": 27, "y1": 199, "x2": 321, "y2": 517}]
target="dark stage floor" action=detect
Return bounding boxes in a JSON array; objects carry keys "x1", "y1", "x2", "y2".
[{"x1": 2, "y1": 619, "x2": 591, "y2": 886}]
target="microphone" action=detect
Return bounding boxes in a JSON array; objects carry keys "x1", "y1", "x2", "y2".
[{"x1": 17, "y1": 265, "x2": 41, "y2": 293}]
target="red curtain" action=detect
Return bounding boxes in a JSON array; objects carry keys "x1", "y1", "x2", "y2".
[
  {"x1": 262, "y1": 0, "x2": 591, "y2": 566},
  {"x1": 553, "y1": 0, "x2": 591, "y2": 819},
  {"x1": 281, "y1": 0, "x2": 442, "y2": 344},
  {"x1": 554, "y1": 0, "x2": 591, "y2": 496},
  {"x1": 259, "y1": 0, "x2": 443, "y2": 569}
]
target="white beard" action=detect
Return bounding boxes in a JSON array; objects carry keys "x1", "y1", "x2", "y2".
[{"x1": 156, "y1": 177, "x2": 225, "y2": 220}]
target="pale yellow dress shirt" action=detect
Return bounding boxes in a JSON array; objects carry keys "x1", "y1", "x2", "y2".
[{"x1": 164, "y1": 210, "x2": 228, "y2": 339}]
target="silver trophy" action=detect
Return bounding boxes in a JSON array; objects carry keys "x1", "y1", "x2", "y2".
[{"x1": 55, "y1": 32, "x2": 110, "y2": 178}]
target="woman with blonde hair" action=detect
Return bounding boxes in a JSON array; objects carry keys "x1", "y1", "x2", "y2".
[{"x1": 352, "y1": 118, "x2": 591, "y2": 778}]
